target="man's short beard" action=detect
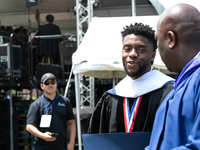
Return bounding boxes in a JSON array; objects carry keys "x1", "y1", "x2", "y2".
[{"x1": 123, "y1": 59, "x2": 151, "y2": 78}]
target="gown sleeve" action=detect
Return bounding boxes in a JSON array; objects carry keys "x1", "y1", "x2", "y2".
[{"x1": 88, "y1": 92, "x2": 111, "y2": 133}]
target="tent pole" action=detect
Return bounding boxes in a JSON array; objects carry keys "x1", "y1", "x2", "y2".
[
  {"x1": 131, "y1": 0, "x2": 136, "y2": 16},
  {"x1": 9, "y1": 92, "x2": 13, "y2": 150},
  {"x1": 64, "y1": 64, "x2": 74, "y2": 97},
  {"x1": 9, "y1": 33, "x2": 14, "y2": 150},
  {"x1": 112, "y1": 72, "x2": 116, "y2": 87},
  {"x1": 75, "y1": 74, "x2": 82, "y2": 150},
  {"x1": 113, "y1": 78, "x2": 116, "y2": 87}
]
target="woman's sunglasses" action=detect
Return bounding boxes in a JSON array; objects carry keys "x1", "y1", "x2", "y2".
[{"x1": 44, "y1": 80, "x2": 56, "y2": 85}]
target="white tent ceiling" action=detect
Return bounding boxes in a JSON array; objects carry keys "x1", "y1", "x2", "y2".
[
  {"x1": 72, "y1": 15, "x2": 171, "y2": 79},
  {"x1": 0, "y1": 0, "x2": 157, "y2": 34}
]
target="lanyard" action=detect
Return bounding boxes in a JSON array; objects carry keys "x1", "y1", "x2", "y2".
[
  {"x1": 123, "y1": 96, "x2": 143, "y2": 133},
  {"x1": 42, "y1": 94, "x2": 58, "y2": 115}
]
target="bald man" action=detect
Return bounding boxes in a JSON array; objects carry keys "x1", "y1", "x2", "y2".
[{"x1": 146, "y1": 3, "x2": 200, "y2": 150}]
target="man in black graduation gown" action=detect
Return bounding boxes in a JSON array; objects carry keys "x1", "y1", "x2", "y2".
[{"x1": 88, "y1": 23, "x2": 174, "y2": 133}]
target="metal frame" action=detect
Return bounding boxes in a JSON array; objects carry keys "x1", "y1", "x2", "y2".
[
  {"x1": 75, "y1": 0, "x2": 95, "y2": 109},
  {"x1": 75, "y1": 0, "x2": 95, "y2": 149}
]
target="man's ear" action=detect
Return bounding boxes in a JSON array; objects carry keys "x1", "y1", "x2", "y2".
[
  {"x1": 151, "y1": 51, "x2": 156, "y2": 60},
  {"x1": 40, "y1": 84, "x2": 44, "y2": 90},
  {"x1": 167, "y1": 31, "x2": 176, "y2": 48}
]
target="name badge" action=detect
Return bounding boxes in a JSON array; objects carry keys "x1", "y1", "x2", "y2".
[{"x1": 40, "y1": 115, "x2": 52, "y2": 128}]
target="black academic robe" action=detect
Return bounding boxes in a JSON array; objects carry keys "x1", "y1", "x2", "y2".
[{"x1": 88, "y1": 83, "x2": 173, "y2": 133}]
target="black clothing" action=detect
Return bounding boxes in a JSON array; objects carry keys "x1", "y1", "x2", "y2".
[
  {"x1": 88, "y1": 84, "x2": 173, "y2": 133},
  {"x1": 27, "y1": 94, "x2": 74, "y2": 150},
  {"x1": 37, "y1": 24, "x2": 61, "y2": 35},
  {"x1": 36, "y1": 24, "x2": 61, "y2": 64}
]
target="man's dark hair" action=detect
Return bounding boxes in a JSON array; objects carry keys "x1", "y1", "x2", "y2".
[
  {"x1": 121, "y1": 22, "x2": 157, "y2": 52},
  {"x1": 46, "y1": 14, "x2": 54, "y2": 23}
]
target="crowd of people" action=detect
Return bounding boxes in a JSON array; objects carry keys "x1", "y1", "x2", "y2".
[
  {"x1": 0, "y1": 22, "x2": 29, "y2": 76},
  {"x1": 0, "y1": 24, "x2": 28, "y2": 37},
  {"x1": 0, "y1": 14, "x2": 63, "y2": 81}
]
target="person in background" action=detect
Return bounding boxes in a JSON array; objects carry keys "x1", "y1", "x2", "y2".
[
  {"x1": 0, "y1": 23, "x2": 6, "y2": 31},
  {"x1": 146, "y1": 3, "x2": 200, "y2": 150},
  {"x1": 36, "y1": 14, "x2": 61, "y2": 64},
  {"x1": 36, "y1": 14, "x2": 61, "y2": 36},
  {"x1": 5, "y1": 26, "x2": 13, "y2": 35},
  {"x1": 26, "y1": 73, "x2": 76, "y2": 150},
  {"x1": 88, "y1": 23, "x2": 174, "y2": 134}
]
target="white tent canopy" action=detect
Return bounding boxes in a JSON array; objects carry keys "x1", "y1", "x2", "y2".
[{"x1": 72, "y1": 15, "x2": 170, "y2": 78}]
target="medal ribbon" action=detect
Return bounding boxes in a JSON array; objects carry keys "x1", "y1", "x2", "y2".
[
  {"x1": 123, "y1": 96, "x2": 143, "y2": 133},
  {"x1": 42, "y1": 94, "x2": 58, "y2": 115}
]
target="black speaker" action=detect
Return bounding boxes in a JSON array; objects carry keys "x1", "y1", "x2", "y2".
[
  {"x1": 0, "y1": 43, "x2": 21, "y2": 78},
  {"x1": 36, "y1": 63, "x2": 62, "y2": 81}
]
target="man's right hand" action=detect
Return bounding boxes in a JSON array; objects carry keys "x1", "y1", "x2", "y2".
[
  {"x1": 42, "y1": 131, "x2": 56, "y2": 142},
  {"x1": 26, "y1": 124, "x2": 56, "y2": 142}
]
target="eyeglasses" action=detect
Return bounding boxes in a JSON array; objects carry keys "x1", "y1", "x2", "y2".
[{"x1": 44, "y1": 80, "x2": 56, "y2": 86}]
